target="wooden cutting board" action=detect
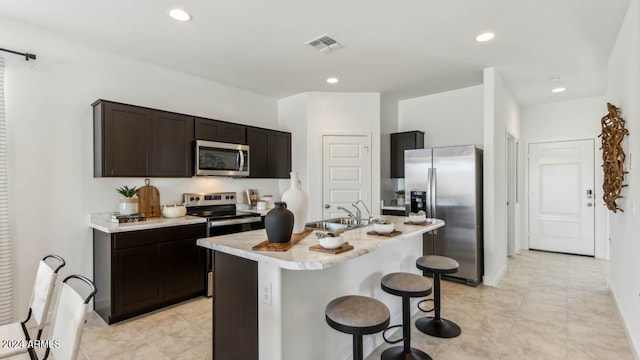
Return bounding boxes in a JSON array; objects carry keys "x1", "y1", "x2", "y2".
[
  {"x1": 252, "y1": 228, "x2": 314, "y2": 252},
  {"x1": 137, "y1": 178, "x2": 161, "y2": 218}
]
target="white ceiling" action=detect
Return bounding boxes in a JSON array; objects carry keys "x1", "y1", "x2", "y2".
[{"x1": 1, "y1": 0, "x2": 630, "y2": 105}]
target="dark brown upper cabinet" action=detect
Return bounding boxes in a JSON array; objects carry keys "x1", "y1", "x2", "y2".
[
  {"x1": 151, "y1": 111, "x2": 194, "y2": 177},
  {"x1": 194, "y1": 118, "x2": 246, "y2": 144},
  {"x1": 93, "y1": 100, "x2": 194, "y2": 177},
  {"x1": 390, "y1": 130, "x2": 425, "y2": 178},
  {"x1": 246, "y1": 127, "x2": 291, "y2": 179},
  {"x1": 94, "y1": 99, "x2": 290, "y2": 178},
  {"x1": 94, "y1": 101, "x2": 152, "y2": 177}
]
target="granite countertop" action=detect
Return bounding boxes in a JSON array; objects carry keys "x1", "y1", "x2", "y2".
[
  {"x1": 196, "y1": 216, "x2": 444, "y2": 270},
  {"x1": 381, "y1": 205, "x2": 407, "y2": 211},
  {"x1": 238, "y1": 207, "x2": 272, "y2": 216},
  {"x1": 90, "y1": 212, "x2": 207, "y2": 233}
]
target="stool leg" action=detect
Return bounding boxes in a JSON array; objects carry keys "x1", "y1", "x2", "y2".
[
  {"x1": 353, "y1": 334, "x2": 363, "y2": 360},
  {"x1": 433, "y1": 273, "x2": 442, "y2": 321},
  {"x1": 415, "y1": 272, "x2": 461, "y2": 338},
  {"x1": 402, "y1": 296, "x2": 411, "y2": 353},
  {"x1": 381, "y1": 296, "x2": 433, "y2": 360}
]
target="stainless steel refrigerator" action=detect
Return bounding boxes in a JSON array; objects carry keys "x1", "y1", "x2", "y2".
[{"x1": 405, "y1": 145, "x2": 483, "y2": 286}]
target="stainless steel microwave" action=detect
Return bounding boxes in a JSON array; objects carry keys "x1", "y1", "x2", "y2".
[{"x1": 195, "y1": 140, "x2": 249, "y2": 176}]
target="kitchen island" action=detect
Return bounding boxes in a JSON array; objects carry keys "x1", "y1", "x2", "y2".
[{"x1": 197, "y1": 216, "x2": 444, "y2": 360}]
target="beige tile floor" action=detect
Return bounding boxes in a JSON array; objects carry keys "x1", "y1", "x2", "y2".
[
  {"x1": 72, "y1": 250, "x2": 634, "y2": 360},
  {"x1": 367, "y1": 250, "x2": 635, "y2": 360}
]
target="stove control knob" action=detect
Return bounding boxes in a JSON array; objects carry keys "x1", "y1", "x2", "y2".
[
  {"x1": 196, "y1": 197, "x2": 200, "y2": 201},
  {"x1": 230, "y1": 195, "x2": 235, "y2": 199},
  {"x1": 225, "y1": 196, "x2": 230, "y2": 199},
  {"x1": 190, "y1": 197, "x2": 195, "y2": 202}
]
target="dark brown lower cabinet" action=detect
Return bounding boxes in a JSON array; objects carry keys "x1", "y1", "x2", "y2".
[{"x1": 93, "y1": 223, "x2": 206, "y2": 324}]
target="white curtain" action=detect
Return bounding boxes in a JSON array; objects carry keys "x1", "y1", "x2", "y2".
[{"x1": 0, "y1": 56, "x2": 12, "y2": 324}]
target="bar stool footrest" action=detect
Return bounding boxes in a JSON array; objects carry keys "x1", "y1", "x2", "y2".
[
  {"x1": 381, "y1": 346, "x2": 433, "y2": 360},
  {"x1": 417, "y1": 298, "x2": 434, "y2": 313},
  {"x1": 382, "y1": 324, "x2": 404, "y2": 344}
]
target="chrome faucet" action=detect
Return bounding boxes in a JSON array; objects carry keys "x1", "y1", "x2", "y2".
[
  {"x1": 337, "y1": 206, "x2": 360, "y2": 224},
  {"x1": 353, "y1": 200, "x2": 372, "y2": 223},
  {"x1": 337, "y1": 200, "x2": 372, "y2": 225}
]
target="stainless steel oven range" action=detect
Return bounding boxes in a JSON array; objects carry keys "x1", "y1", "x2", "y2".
[{"x1": 183, "y1": 192, "x2": 264, "y2": 297}]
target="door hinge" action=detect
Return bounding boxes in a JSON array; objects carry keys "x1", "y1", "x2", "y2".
[{"x1": 364, "y1": 146, "x2": 369, "y2": 153}]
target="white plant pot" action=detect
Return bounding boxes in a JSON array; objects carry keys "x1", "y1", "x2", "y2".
[
  {"x1": 281, "y1": 172, "x2": 309, "y2": 234},
  {"x1": 119, "y1": 197, "x2": 139, "y2": 215},
  {"x1": 397, "y1": 196, "x2": 405, "y2": 206}
]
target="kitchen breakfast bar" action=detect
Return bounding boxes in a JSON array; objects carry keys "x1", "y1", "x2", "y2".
[{"x1": 196, "y1": 216, "x2": 445, "y2": 360}]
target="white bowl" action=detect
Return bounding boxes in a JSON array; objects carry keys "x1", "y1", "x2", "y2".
[
  {"x1": 162, "y1": 204, "x2": 186, "y2": 218},
  {"x1": 408, "y1": 213, "x2": 427, "y2": 224},
  {"x1": 373, "y1": 222, "x2": 394, "y2": 234},
  {"x1": 319, "y1": 235, "x2": 345, "y2": 249}
]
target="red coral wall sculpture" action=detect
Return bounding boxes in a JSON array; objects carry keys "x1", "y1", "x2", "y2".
[{"x1": 599, "y1": 103, "x2": 629, "y2": 212}]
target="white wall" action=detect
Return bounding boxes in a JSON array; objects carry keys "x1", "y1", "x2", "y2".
[
  {"x1": 277, "y1": 93, "x2": 309, "y2": 196},
  {"x1": 606, "y1": 0, "x2": 640, "y2": 355},
  {"x1": 307, "y1": 93, "x2": 381, "y2": 221},
  {"x1": 521, "y1": 97, "x2": 608, "y2": 258},
  {"x1": 398, "y1": 85, "x2": 484, "y2": 148},
  {"x1": 483, "y1": 67, "x2": 520, "y2": 286},
  {"x1": 2, "y1": 18, "x2": 281, "y2": 319},
  {"x1": 380, "y1": 95, "x2": 400, "y2": 204}
]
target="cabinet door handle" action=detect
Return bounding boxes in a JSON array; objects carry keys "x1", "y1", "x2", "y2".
[{"x1": 324, "y1": 204, "x2": 330, "y2": 209}]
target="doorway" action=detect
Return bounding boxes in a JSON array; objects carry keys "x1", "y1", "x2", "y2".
[
  {"x1": 528, "y1": 139, "x2": 595, "y2": 255},
  {"x1": 322, "y1": 134, "x2": 371, "y2": 219},
  {"x1": 506, "y1": 132, "x2": 518, "y2": 256}
]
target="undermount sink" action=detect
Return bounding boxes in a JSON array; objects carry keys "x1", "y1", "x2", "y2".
[{"x1": 304, "y1": 217, "x2": 371, "y2": 231}]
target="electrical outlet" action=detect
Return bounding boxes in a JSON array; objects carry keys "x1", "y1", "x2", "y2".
[{"x1": 261, "y1": 282, "x2": 272, "y2": 305}]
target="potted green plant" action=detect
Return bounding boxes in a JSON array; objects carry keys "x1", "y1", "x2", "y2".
[
  {"x1": 395, "y1": 189, "x2": 406, "y2": 206},
  {"x1": 117, "y1": 186, "x2": 139, "y2": 215}
]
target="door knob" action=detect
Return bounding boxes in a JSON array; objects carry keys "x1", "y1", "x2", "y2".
[
  {"x1": 324, "y1": 204, "x2": 330, "y2": 209},
  {"x1": 587, "y1": 202, "x2": 593, "y2": 207}
]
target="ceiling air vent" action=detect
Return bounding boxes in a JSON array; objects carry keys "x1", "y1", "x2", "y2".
[{"x1": 304, "y1": 34, "x2": 343, "y2": 54}]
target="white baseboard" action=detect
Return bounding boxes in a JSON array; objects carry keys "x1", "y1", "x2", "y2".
[
  {"x1": 608, "y1": 280, "x2": 640, "y2": 360},
  {"x1": 482, "y1": 262, "x2": 507, "y2": 287}
]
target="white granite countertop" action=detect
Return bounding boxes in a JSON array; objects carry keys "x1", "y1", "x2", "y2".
[
  {"x1": 196, "y1": 216, "x2": 444, "y2": 270},
  {"x1": 238, "y1": 207, "x2": 272, "y2": 216},
  {"x1": 90, "y1": 212, "x2": 207, "y2": 233}
]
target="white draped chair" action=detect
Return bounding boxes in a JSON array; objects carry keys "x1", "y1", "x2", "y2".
[
  {"x1": 0, "y1": 255, "x2": 65, "y2": 359},
  {"x1": 7, "y1": 275, "x2": 97, "y2": 360}
]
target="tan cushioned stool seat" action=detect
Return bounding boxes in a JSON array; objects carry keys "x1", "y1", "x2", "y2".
[
  {"x1": 381, "y1": 272, "x2": 432, "y2": 297},
  {"x1": 416, "y1": 255, "x2": 459, "y2": 274},
  {"x1": 325, "y1": 295, "x2": 390, "y2": 335}
]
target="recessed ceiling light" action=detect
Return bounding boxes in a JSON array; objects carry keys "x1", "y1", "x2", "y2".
[
  {"x1": 326, "y1": 77, "x2": 339, "y2": 84},
  {"x1": 476, "y1": 32, "x2": 495, "y2": 42},
  {"x1": 552, "y1": 87, "x2": 566, "y2": 93},
  {"x1": 169, "y1": 8, "x2": 191, "y2": 21}
]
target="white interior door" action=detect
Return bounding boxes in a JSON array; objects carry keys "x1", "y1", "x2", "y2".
[
  {"x1": 529, "y1": 140, "x2": 594, "y2": 255},
  {"x1": 322, "y1": 135, "x2": 371, "y2": 219}
]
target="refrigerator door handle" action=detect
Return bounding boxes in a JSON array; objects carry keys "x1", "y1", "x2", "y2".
[
  {"x1": 426, "y1": 168, "x2": 433, "y2": 218},
  {"x1": 432, "y1": 168, "x2": 437, "y2": 219}
]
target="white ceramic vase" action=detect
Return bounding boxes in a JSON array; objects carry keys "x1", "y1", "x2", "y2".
[
  {"x1": 281, "y1": 172, "x2": 309, "y2": 234},
  {"x1": 119, "y1": 197, "x2": 139, "y2": 215}
]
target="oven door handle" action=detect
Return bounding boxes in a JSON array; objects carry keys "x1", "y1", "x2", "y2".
[{"x1": 208, "y1": 217, "x2": 261, "y2": 227}]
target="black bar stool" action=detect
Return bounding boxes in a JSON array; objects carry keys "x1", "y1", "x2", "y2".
[
  {"x1": 380, "y1": 272, "x2": 433, "y2": 360},
  {"x1": 325, "y1": 295, "x2": 390, "y2": 360},
  {"x1": 415, "y1": 255, "x2": 461, "y2": 338}
]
